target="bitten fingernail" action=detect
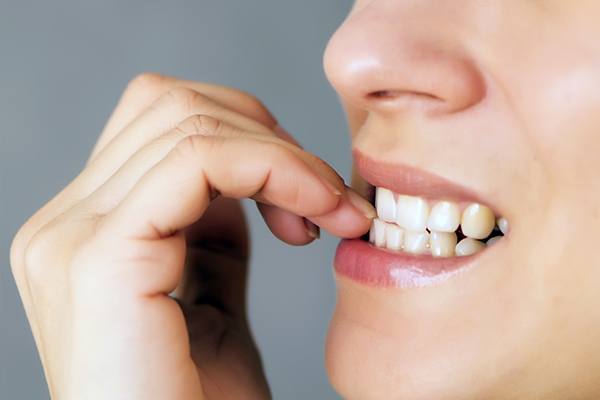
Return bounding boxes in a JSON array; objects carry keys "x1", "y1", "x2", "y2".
[{"x1": 304, "y1": 218, "x2": 321, "y2": 239}]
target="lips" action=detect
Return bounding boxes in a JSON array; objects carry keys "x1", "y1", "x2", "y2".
[
  {"x1": 353, "y1": 149, "x2": 494, "y2": 205},
  {"x1": 333, "y1": 150, "x2": 507, "y2": 288}
]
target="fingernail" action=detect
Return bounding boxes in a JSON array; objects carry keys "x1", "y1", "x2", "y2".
[
  {"x1": 345, "y1": 186, "x2": 377, "y2": 219},
  {"x1": 303, "y1": 218, "x2": 321, "y2": 239},
  {"x1": 324, "y1": 179, "x2": 343, "y2": 196}
]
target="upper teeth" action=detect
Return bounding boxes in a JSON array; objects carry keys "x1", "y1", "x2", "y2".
[
  {"x1": 370, "y1": 187, "x2": 507, "y2": 257},
  {"x1": 460, "y1": 203, "x2": 495, "y2": 239},
  {"x1": 427, "y1": 201, "x2": 461, "y2": 232}
]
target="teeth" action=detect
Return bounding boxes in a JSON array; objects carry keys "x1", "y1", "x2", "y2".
[
  {"x1": 385, "y1": 224, "x2": 404, "y2": 251},
  {"x1": 455, "y1": 238, "x2": 486, "y2": 256},
  {"x1": 396, "y1": 195, "x2": 430, "y2": 231},
  {"x1": 403, "y1": 230, "x2": 430, "y2": 255},
  {"x1": 460, "y1": 203, "x2": 495, "y2": 240},
  {"x1": 497, "y1": 217, "x2": 509, "y2": 235},
  {"x1": 372, "y1": 188, "x2": 506, "y2": 259},
  {"x1": 371, "y1": 218, "x2": 387, "y2": 247},
  {"x1": 375, "y1": 187, "x2": 396, "y2": 223},
  {"x1": 429, "y1": 231, "x2": 457, "y2": 258},
  {"x1": 427, "y1": 201, "x2": 460, "y2": 232}
]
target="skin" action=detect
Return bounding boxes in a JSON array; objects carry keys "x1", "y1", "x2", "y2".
[
  {"x1": 10, "y1": 75, "x2": 375, "y2": 399},
  {"x1": 9, "y1": 0, "x2": 600, "y2": 399},
  {"x1": 324, "y1": 0, "x2": 600, "y2": 399}
]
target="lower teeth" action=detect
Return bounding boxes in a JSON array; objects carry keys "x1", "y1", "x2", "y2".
[
  {"x1": 368, "y1": 217, "x2": 505, "y2": 258},
  {"x1": 369, "y1": 188, "x2": 507, "y2": 258}
]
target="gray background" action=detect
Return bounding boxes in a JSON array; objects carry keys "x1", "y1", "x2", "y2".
[{"x1": 0, "y1": 1, "x2": 354, "y2": 398}]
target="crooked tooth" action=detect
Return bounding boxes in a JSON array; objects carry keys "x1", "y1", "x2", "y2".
[
  {"x1": 455, "y1": 238, "x2": 486, "y2": 256},
  {"x1": 376, "y1": 187, "x2": 396, "y2": 223},
  {"x1": 427, "y1": 201, "x2": 460, "y2": 233},
  {"x1": 372, "y1": 218, "x2": 387, "y2": 247},
  {"x1": 403, "y1": 230, "x2": 430, "y2": 255},
  {"x1": 385, "y1": 224, "x2": 404, "y2": 251},
  {"x1": 429, "y1": 231, "x2": 457, "y2": 258},
  {"x1": 497, "y1": 217, "x2": 509, "y2": 235},
  {"x1": 461, "y1": 203, "x2": 495, "y2": 239},
  {"x1": 396, "y1": 195, "x2": 430, "y2": 231}
]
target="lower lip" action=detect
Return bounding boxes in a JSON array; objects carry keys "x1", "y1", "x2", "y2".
[{"x1": 334, "y1": 239, "x2": 480, "y2": 288}]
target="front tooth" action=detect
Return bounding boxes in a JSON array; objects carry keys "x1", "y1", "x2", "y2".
[
  {"x1": 376, "y1": 187, "x2": 396, "y2": 223},
  {"x1": 373, "y1": 218, "x2": 387, "y2": 247},
  {"x1": 455, "y1": 238, "x2": 486, "y2": 256},
  {"x1": 497, "y1": 217, "x2": 509, "y2": 235},
  {"x1": 396, "y1": 195, "x2": 430, "y2": 231},
  {"x1": 429, "y1": 231, "x2": 457, "y2": 258},
  {"x1": 385, "y1": 224, "x2": 404, "y2": 251},
  {"x1": 427, "y1": 201, "x2": 460, "y2": 232},
  {"x1": 403, "y1": 231, "x2": 430, "y2": 254},
  {"x1": 461, "y1": 203, "x2": 495, "y2": 239}
]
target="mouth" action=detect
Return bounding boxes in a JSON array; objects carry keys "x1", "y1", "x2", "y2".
[{"x1": 334, "y1": 150, "x2": 509, "y2": 288}]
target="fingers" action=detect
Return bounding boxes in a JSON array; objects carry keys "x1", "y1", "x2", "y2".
[
  {"x1": 91, "y1": 73, "x2": 278, "y2": 162},
  {"x1": 309, "y1": 186, "x2": 376, "y2": 238},
  {"x1": 255, "y1": 124, "x2": 320, "y2": 245},
  {"x1": 32, "y1": 86, "x2": 285, "y2": 249},
  {"x1": 86, "y1": 115, "x2": 373, "y2": 243},
  {"x1": 84, "y1": 74, "x2": 365, "y2": 247},
  {"x1": 95, "y1": 131, "x2": 347, "y2": 297},
  {"x1": 84, "y1": 115, "x2": 294, "y2": 211},
  {"x1": 86, "y1": 87, "x2": 276, "y2": 190},
  {"x1": 257, "y1": 203, "x2": 319, "y2": 246},
  {"x1": 101, "y1": 133, "x2": 343, "y2": 244}
]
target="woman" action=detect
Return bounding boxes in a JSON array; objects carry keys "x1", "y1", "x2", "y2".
[{"x1": 10, "y1": 1, "x2": 600, "y2": 399}]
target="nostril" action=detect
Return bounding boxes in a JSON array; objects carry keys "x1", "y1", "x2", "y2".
[
  {"x1": 367, "y1": 90, "x2": 442, "y2": 101},
  {"x1": 368, "y1": 90, "x2": 399, "y2": 100},
  {"x1": 367, "y1": 89, "x2": 443, "y2": 102},
  {"x1": 366, "y1": 89, "x2": 447, "y2": 113}
]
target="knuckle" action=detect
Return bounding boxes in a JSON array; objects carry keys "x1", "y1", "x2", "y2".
[
  {"x1": 165, "y1": 87, "x2": 211, "y2": 114},
  {"x1": 234, "y1": 89, "x2": 267, "y2": 111},
  {"x1": 236, "y1": 91, "x2": 275, "y2": 123},
  {"x1": 232, "y1": 90, "x2": 276, "y2": 126},
  {"x1": 9, "y1": 224, "x2": 30, "y2": 282},
  {"x1": 17, "y1": 211, "x2": 100, "y2": 286},
  {"x1": 126, "y1": 72, "x2": 165, "y2": 94},
  {"x1": 21, "y1": 224, "x2": 58, "y2": 283},
  {"x1": 173, "y1": 134, "x2": 207, "y2": 159},
  {"x1": 177, "y1": 114, "x2": 222, "y2": 136},
  {"x1": 173, "y1": 134, "x2": 223, "y2": 161}
]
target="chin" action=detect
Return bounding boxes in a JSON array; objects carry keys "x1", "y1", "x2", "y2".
[{"x1": 325, "y1": 275, "x2": 525, "y2": 400}]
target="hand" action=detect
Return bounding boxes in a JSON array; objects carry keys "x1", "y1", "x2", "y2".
[{"x1": 10, "y1": 73, "x2": 374, "y2": 399}]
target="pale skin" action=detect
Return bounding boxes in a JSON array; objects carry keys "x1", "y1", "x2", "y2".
[{"x1": 10, "y1": 1, "x2": 600, "y2": 399}]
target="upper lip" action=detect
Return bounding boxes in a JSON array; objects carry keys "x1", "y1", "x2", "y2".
[{"x1": 353, "y1": 148, "x2": 495, "y2": 209}]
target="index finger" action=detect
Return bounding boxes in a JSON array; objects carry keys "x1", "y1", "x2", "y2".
[{"x1": 101, "y1": 134, "x2": 344, "y2": 245}]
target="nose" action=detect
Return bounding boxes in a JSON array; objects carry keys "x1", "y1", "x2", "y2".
[{"x1": 324, "y1": 2, "x2": 486, "y2": 116}]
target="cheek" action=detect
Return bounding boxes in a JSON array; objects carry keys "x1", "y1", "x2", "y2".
[
  {"x1": 512, "y1": 47, "x2": 600, "y2": 279},
  {"x1": 506, "y1": 28, "x2": 600, "y2": 192}
]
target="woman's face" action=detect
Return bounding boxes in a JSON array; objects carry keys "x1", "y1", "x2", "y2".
[{"x1": 323, "y1": 1, "x2": 600, "y2": 399}]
